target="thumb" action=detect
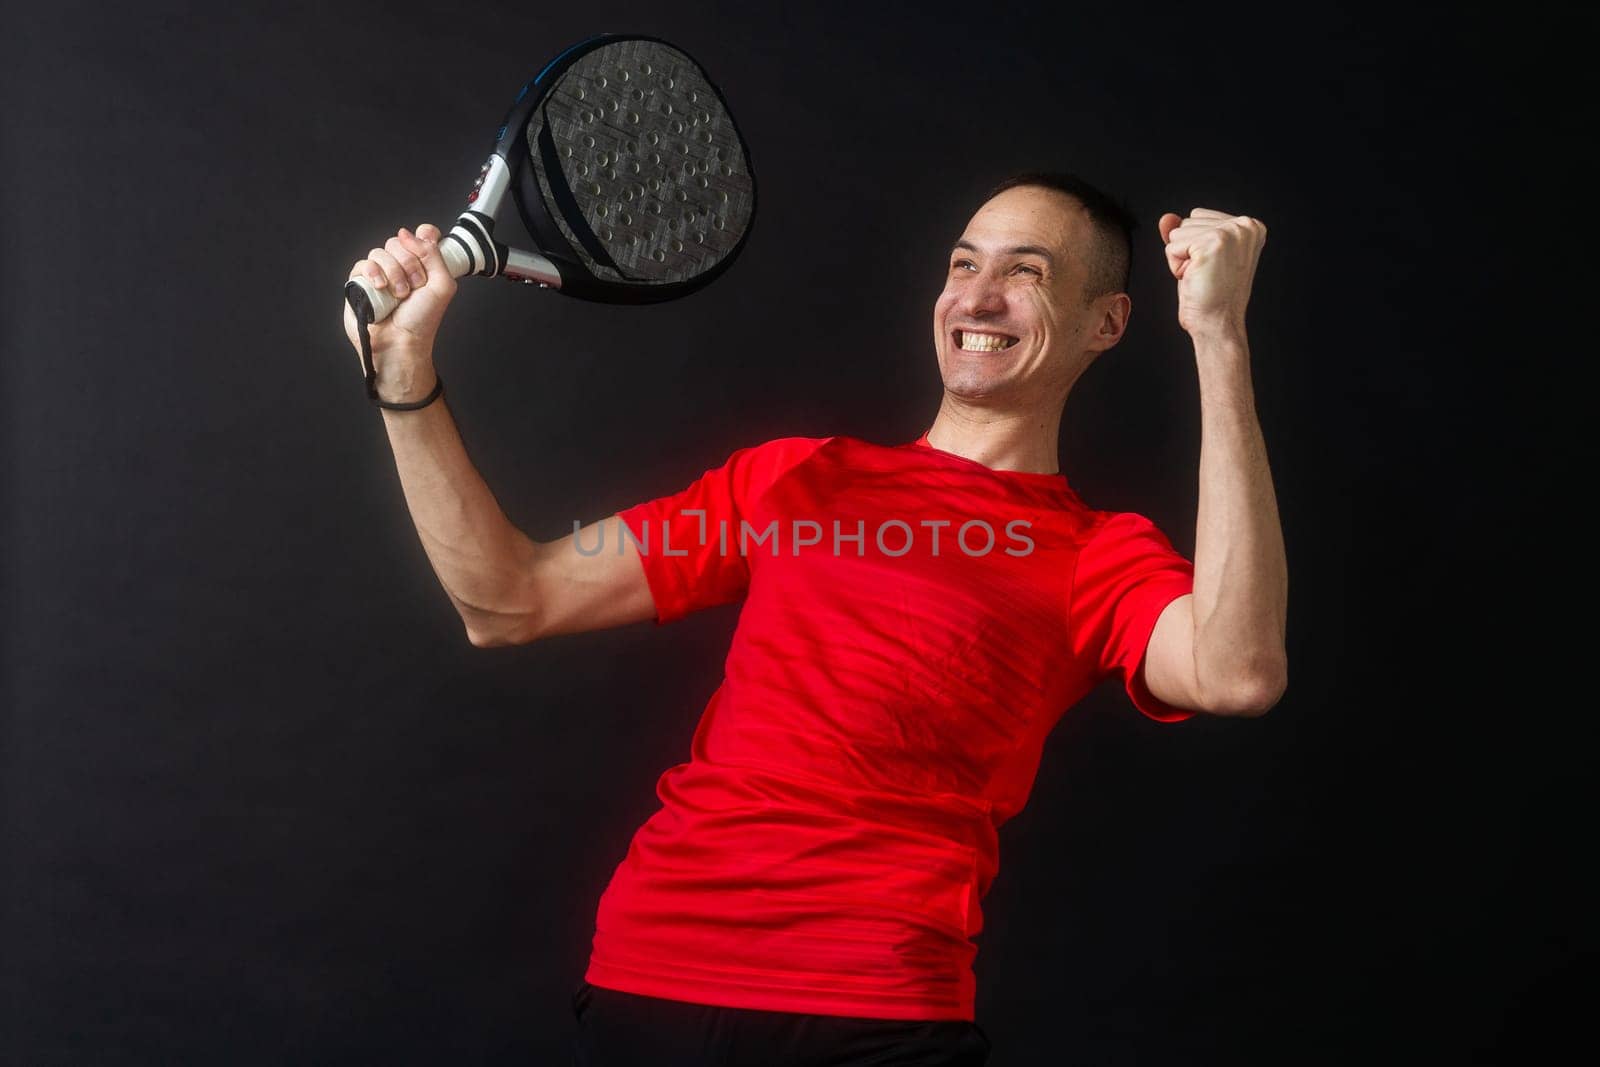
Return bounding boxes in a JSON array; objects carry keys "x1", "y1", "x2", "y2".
[
  {"x1": 1157, "y1": 212, "x2": 1182, "y2": 244},
  {"x1": 403, "y1": 225, "x2": 452, "y2": 286}
]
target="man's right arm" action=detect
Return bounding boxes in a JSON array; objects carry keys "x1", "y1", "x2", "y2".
[
  {"x1": 347, "y1": 222, "x2": 655, "y2": 648},
  {"x1": 377, "y1": 393, "x2": 655, "y2": 648}
]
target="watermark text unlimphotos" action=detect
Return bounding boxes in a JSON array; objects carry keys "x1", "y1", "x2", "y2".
[{"x1": 571, "y1": 512, "x2": 1035, "y2": 558}]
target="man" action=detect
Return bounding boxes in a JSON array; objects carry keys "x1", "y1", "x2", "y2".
[{"x1": 343, "y1": 172, "x2": 1287, "y2": 1065}]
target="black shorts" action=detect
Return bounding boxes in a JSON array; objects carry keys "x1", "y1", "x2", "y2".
[{"x1": 569, "y1": 980, "x2": 993, "y2": 1066}]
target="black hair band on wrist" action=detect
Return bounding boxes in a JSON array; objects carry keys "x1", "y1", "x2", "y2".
[{"x1": 374, "y1": 374, "x2": 444, "y2": 410}]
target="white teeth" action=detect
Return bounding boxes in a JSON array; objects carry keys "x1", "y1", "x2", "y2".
[{"x1": 958, "y1": 330, "x2": 1014, "y2": 352}]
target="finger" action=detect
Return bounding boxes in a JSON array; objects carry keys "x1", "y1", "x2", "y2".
[
  {"x1": 367, "y1": 247, "x2": 411, "y2": 298},
  {"x1": 1162, "y1": 241, "x2": 1187, "y2": 279},
  {"x1": 1231, "y1": 215, "x2": 1267, "y2": 238},
  {"x1": 1158, "y1": 212, "x2": 1183, "y2": 244},
  {"x1": 386, "y1": 232, "x2": 428, "y2": 290},
  {"x1": 398, "y1": 226, "x2": 441, "y2": 268},
  {"x1": 1167, "y1": 218, "x2": 1260, "y2": 255},
  {"x1": 404, "y1": 225, "x2": 456, "y2": 291},
  {"x1": 1162, "y1": 230, "x2": 1215, "y2": 257},
  {"x1": 396, "y1": 230, "x2": 443, "y2": 291},
  {"x1": 395, "y1": 229, "x2": 430, "y2": 281},
  {"x1": 349, "y1": 258, "x2": 388, "y2": 290},
  {"x1": 1165, "y1": 221, "x2": 1228, "y2": 253},
  {"x1": 1190, "y1": 207, "x2": 1233, "y2": 219}
]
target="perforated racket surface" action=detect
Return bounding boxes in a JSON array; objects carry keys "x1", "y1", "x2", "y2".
[
  {"x1": 345, "y1": 34, "x2": 756, "y2": 399},
  {"x1": 517, "y1": 37, "x2": 755, "y2": 293}
]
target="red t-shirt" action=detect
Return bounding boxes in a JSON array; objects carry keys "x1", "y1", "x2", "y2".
[{"x1": 582, "y1": 432, "x2": 1196, "y2": 1021}]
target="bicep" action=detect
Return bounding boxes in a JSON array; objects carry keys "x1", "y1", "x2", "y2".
[
  {"x1": 516, "y1": 514, "x2": 657, "y2": 641},
  {"x1": 1138, "y1": 593, "x2": 1208, "y2": 714}
]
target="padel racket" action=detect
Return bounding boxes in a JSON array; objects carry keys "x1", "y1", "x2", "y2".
[{"x1": 344, "y1": 33, "x2": 757, "y2": 400}]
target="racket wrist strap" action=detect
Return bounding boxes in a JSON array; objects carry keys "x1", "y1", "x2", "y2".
[
  {"x1": 346, "y1": 282, "x2": 446, "y2": 411},
  {"x1": 374, "y1": 372, "x2": 445, "y2": 411}
]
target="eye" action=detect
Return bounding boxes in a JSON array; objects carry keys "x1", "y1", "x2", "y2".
[
  {"x1": 951, "y1": 258, "x2": 978, "y2": 272},
  {"x1": 1012, "y1": 263, "x2": 1042, "y2": 276}
]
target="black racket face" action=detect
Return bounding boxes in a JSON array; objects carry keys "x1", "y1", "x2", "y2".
[{"x1": 524, "y1": 39, "x2": 755, "y2": 288}]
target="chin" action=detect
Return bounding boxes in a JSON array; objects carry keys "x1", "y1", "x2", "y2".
[
  {"x1": 939, "y1": 370, "x2": 1016, "y2": 402},
  {"x1": 937, "y1": 350, "x2": 1022, "y2": 401}
]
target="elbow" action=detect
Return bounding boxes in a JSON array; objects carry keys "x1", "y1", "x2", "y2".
[
  {"x1": 1204, "y1": 657, "x2": 1288, "y2": 718},
  {"x1": 462, "y1": 541, "x2": 552, "y2": 649},
  {"x1": 467, "y1": 624, "x2": 513, "y2": 649},
  {"x1": 465, "y1": 606, "x2": 547, "y2": 649},
  {"x1": 1223, "y1": 675, "x2": 1286, "y2": 717}
]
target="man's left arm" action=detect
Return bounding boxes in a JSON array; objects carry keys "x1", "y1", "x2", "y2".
[{"x1": 1141, "y1": 208, "x2": 1289, "y2": 717}]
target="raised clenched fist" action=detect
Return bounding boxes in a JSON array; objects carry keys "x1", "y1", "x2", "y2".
[{"x1": 1157, "y1": 209, "x2": 1266, "y2": 337}]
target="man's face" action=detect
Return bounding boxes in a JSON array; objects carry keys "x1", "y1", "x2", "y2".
[{"x1": 932, "y1": 185, "x2": 1125, "y2": 405}]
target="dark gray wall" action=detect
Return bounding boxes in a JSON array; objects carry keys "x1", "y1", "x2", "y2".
[{"x1": 2, "y1": 2, "x2": 1571, "y2": 1063}]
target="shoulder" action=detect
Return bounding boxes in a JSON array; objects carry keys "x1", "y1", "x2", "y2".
[
  {"x1": 1081, "y1": 508, "x2": 1182, "y2": 547},
  {"x1": 748, "y1": 434, "x2": 835, "y2": 459},
  {"x1": 734, "y1": 434, "x2": 835, "y2": 477},
  {"x1": 1019, "y1": 494, "x2": 1158, "y2": 554},
  {"x1": 707, "y1": 435, "x2": 835, "y2": 504},
  {"x1": 1073, "y1": 509, "x2": 1193, "y2": 583},
  {"x1": 1088, "y1": 508, "x2": 1161, "y2": 538}
]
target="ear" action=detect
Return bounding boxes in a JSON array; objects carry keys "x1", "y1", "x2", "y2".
[{"x1": 1091, "y1": 292, "x2": 1132, "y2": 352}]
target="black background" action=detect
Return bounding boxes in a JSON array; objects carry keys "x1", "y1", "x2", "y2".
[{"x1": 1, "y1": 2, "x2": 1576, "y2": 1064}]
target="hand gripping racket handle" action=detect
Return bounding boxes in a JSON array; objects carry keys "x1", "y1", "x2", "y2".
[
  {"x1": 344, "y1": 208, "x2": 513, "y2": 403},
  {"x1": 344, "y1": 155, "x2": 562, "y2": 402},
  {"x1": 346, "y1": 232, "x2": 475, "y2": 325}
]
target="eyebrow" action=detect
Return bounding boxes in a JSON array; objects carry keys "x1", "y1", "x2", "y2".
[{"x1": 951, "y1": 239, "x2": 1055, "y2": 264}]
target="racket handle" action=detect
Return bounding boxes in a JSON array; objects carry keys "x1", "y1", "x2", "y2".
[{"x1": 348, "y1": 237, "x2": 475, "y2": 325}]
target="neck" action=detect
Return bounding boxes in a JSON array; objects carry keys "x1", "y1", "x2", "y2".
[{"x1": 925, "y1": 393, "x2": 1065, "y2": 475}]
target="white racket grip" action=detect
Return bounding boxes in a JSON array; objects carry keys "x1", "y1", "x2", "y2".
[{"x1": 350, "y1": 238, "x2": 475, "y2": 324}]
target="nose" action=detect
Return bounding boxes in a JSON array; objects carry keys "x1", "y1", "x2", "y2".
[{"x1": 956, "y1": 268, "x2": 1007, "y2": 318}]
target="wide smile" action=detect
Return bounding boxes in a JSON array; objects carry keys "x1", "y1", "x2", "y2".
[{"x1": 952, "y1": 328, "x2": 1020, "y2": 352}]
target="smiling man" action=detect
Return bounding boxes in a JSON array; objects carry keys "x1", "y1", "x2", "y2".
[{"x1": 345, "y1": 171, "x2": 1288, "y2": 1066}]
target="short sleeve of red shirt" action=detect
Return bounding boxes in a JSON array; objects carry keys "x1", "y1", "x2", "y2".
[
  {"x1": 1071, "y1": 511, "x2": 1197, "y2": 723},
  {"x1": 617, "y1": 437, "x2": 830, "y2": 624}
]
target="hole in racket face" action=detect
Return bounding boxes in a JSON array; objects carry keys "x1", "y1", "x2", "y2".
[{"x1": 526, "y1": 39, "x2": 754, "y2": 285}]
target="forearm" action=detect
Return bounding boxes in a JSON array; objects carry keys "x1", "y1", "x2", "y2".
[
  {"x1": 376, "y1": 357, "x2": 539, "y2": 644},
  {"x1": 1189, "y1": 327, "x2": 1289, "y2": 707}
]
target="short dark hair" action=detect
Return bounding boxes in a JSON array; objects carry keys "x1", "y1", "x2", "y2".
[{"x1": 984, "y1": 171, "x2": 1136, "y2": 301}]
